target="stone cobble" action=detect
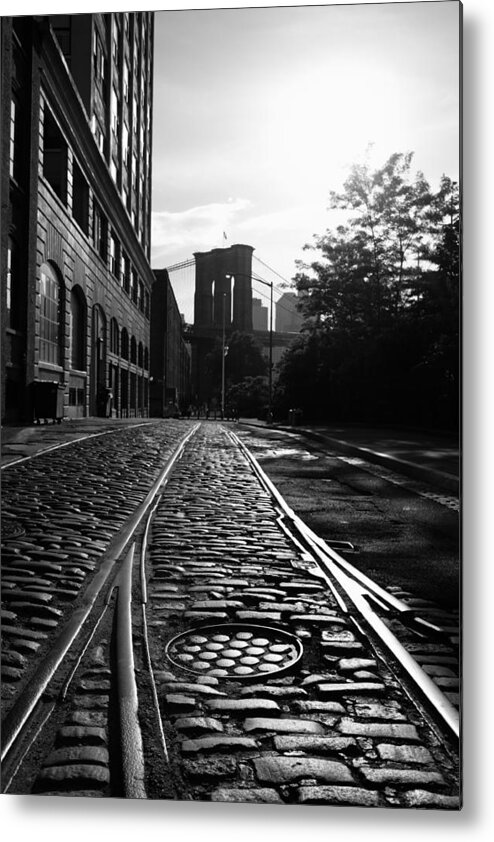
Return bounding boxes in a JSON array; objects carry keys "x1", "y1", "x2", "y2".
[
  {"x1": 1, "y1": 420, "x2": 460, "y2": 806},
  {"x1": 31, "y1": 641, "x2": 113, "y2": 797},
  {"x1": 1, "y1": 421, "x2": 195, "y2": 707},
  {"x1": 143, "y1": 423, "x2": 459, "y2": 808}
]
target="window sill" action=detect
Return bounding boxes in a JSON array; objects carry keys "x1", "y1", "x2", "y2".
[{"x1": 38, "y1": 361, "x2": 63, "y2": 373}]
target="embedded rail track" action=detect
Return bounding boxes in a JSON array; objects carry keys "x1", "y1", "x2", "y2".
[{"x1": 1, "y1": 421, "x2": 460, "y2": 804}]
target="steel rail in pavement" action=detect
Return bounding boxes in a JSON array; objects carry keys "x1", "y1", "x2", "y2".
[
  {"x1": 1, "y1": 423, "x2": 201, "y2": 765},
  {"x1": 228, "y1": 428, "x2": 459, "y2": 744}
]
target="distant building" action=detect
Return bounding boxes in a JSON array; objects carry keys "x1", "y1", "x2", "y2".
[
  {"x1": 1, "y1": 12, "x2": 154, "y2": 421},
  {"x1": 252, "y1": 297, "x2": 268, "y2": 331},
  {"x1": 150, "y1": 270, "x2": 191, "y2": 416},
  {"x1": 275, "y1": 292, "x2": 303, "y2": 333}
]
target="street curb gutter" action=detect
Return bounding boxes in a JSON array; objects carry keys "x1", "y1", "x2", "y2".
[
  {"x1": 295, "y1": 428, "x2": 459, "y2": 495},
  {"x1": 243, "y1": 421, "x2": 459, "y2": 495}
]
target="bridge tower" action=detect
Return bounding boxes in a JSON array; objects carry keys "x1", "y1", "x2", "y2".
[
  {"x1": 193, "y1": 244, "x2": 254, "y2": 332},
  {"x1": 191, "y1": 244, "x2": 254, "y2": 407}
]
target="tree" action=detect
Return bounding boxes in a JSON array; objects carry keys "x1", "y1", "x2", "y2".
[
  {"x1": 204, "y1": 331, "x2": 267, "y2": 408},
  {"x1": 224, "y1": 331, "x2": 267, "y2": 384},
  {"x1": 226, "y1": 376, "x2": 269, "y2": 418},
  {"x1": 277, "y1": 152, "x2": 460, "y2": 429}
]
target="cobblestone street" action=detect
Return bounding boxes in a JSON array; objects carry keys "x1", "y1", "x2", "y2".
[{"x1": 1, "y1": 420, "x2": 460, "y2": 806}]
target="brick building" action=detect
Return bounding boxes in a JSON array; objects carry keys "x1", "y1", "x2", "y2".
[
  {"x1": 150, "y1": 269, "x2": 191, "y2": 417},
  {"x1": 1, "y1": 12, "x2": 154, "y2": 422}
]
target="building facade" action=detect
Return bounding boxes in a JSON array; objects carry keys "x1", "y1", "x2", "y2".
[
  {"x1": 252, "y1": 297, "x2": 268, "y2": 331},
  {"x1": 275, "y1": 291, "x2": 303, "y2": 333},
  {"x1": 1, "y1": 12, "x2": 154, "y2": 422},
  {"x1": 150, "y1": 269, "x2": 191, "y2": 417}
]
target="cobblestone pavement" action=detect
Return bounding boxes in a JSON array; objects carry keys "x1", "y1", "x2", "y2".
[
  {"x1": 1, "y1": 420, "x2": 195, "y2": 710},
  {"x1": 143, "y1": 424, "x2": 460, "y2": 807},
  {"x1": 1, "y1": 420, "x2": 460, "y2": 806}
]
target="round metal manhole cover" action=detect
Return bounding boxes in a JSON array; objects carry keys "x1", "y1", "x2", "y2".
[
  {"x1": 1, "y1": 521, "x2": 26, "y2": 541},
  {"x1": 165, "y1": 624, "x2": 303, "y2": 680}
]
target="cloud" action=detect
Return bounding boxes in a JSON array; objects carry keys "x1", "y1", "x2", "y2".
[{"x1": 151, "y1": 198, "x2": 252, "y2": 262}]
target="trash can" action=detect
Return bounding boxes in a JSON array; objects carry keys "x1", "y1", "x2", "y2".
[{"x1": 32, "y1": 380, "x2": 65, "y2": 424}]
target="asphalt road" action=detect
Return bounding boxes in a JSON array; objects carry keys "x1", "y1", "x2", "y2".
[{"x1": 235, "y1": 423, "x2": 460, "y2": 611}]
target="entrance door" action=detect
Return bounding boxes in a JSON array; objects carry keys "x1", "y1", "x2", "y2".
[{"x1": 90, "y1": 305, "x2": 106, "y2": 416}]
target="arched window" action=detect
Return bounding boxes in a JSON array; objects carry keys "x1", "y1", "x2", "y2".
[
  {"x1": 144, "y1": 347, "x2": 149, "y2": 370},
  {"x1": 70, "y1": 285, "x2": 87, "y2": 370},
  {"x1": 137, "y1": 341, "x2": 143, "y2": 367},
  {"x1": 110, "y1": 317, "x2": 119, "y2": 355},
  {"x1": 39, "y1": 262, "x2": 63, "y2": 365},
  {"x1": 130, "y1": 335, "x2": 137, "y2": 364},
  {"x1": 121, "y1": 328, "x2": 129, "y2": 360}
]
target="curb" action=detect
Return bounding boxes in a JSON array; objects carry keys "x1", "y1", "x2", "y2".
[{"x1": 242, "y1": 420, "x2": 459, "y2": 496}]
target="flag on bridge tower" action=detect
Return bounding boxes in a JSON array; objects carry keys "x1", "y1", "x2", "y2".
[{"x1": 223, "y1": 231, "x2": 228, "y2": 242}]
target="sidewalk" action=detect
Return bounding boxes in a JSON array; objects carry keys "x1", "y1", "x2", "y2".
[
  {"x1": 241, "y1": 419, "x2": 460, "y2": 494},
  {"x1": 1, "y1": 417, "x2": 157, "y2": 468}
]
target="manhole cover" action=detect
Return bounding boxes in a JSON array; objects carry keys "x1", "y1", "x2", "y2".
[
  {"x1": 165, "y1": 623, "x2": 303, "y2": 680},
  {"x1": 1, "y1": 521, "x2": 26, "y2": 540}
]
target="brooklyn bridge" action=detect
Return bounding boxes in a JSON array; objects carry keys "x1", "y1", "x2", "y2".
[{"x1": 163, "y1": 243, "x2": 303, "y2": 411}]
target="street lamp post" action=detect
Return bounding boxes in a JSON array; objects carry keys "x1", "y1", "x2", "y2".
[
  {"x1": 221, "y1": 292, "x2": 226, "y2": 419},
  {"x1": 254, "y1": 277, "x2": 273, "y2": 424},
  {"x1": 224, "y1": 273, "x2": 274, "y2": 424}
]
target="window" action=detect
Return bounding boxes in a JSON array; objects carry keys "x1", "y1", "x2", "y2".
[
  {"x1": 123, "y1": 61, "x2": 130, "y2": 104},
  {"x1": 110, "y1": 317, "x2": 119, "y2": 354},
  {"x1": 39, "y1": 262, "x2": 62, "y2": 365},
  {"x1": 130, "y1": 336, "x2": 137, "y2": 364},
  {"x1": 91, "y1": 114, "x2": 105, "y2": 155},
  {"x1": 121, "y1": 328, "x2": 129, "y2": 360},
  {"x1": 93, "y1": 30, "x2": 106, "y2": 90},
  {"x1": 132, "y1": 96, "x2": 138, "y2": 135},
  {"x1": 42, "y1": 106, "x2": 68, "y2": 202},
  {"x1": 10, "y1": 98, "x2": 22, "y2": 182},
  {"x1": 131, "y1": 269, "x2": 138, "y2": 304},
  {"x1": 121, "y1": 253, "x2": 130, "y2": 292},
  {"x1": 131, "y1": 154, "x2": 137, "y2": 193},
  {"x1": 72, "y1": 159, "x2": 89, "y2": 233},
  {"x1": 92, "y1": 200, "x2": 108, "y2": 260},
  {"x1": 112, "y1": 17, "x2": 121, "y2": 67},
  {"x1": 6, "y1": 237, "x2": 21, "y2": 330},
  {"x1": 109, "y1": 231, "x2": 120, "y2": 277},
  {"x1": 138, "y1": 280, "x2": 144, "y2": 312},
  {"x1": 69, "y1": 286, "x2": 86, "y2": 370},
  {"x1": 69, "y1": 387, "x2": 85, "y2": 407},
  {"x1": 111, "y1": 86, "x2": 119, "y2": 136},
  {"x1": 122, "y1": 123, "x2": 129, "y2": 169},
  {"x1": 137, "y1": 341, "x2": 143, "y2": 367}
]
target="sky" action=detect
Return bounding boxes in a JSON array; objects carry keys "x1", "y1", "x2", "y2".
[{"x1": 150, "y1": 1, "x2": 460, "y2": 320}]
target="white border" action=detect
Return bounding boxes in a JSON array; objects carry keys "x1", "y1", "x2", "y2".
[{"x1": 1, "y1": 1, "x2": 492, "y2": 840}]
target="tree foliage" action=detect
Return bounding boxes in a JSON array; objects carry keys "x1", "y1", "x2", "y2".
[{"x1": 274, "y1": 154, "x2": 460, "y2": 429}]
